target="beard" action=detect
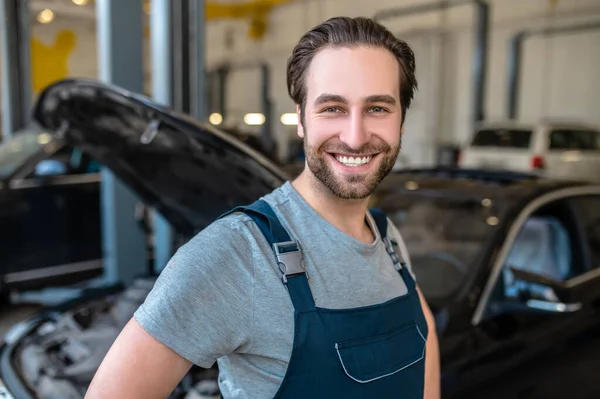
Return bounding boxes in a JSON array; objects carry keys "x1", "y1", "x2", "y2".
[{"x1": 303, "y1": 133, "x2": 400, "y2": 200}]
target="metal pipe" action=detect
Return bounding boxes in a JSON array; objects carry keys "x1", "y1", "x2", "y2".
[
  {"x1": 216, "y1": 65, "x2": 229, "y2": 120},
  {"x1": 507, "y1": 20, "x2": 600, "y2": 120},
  {"x1": 507, "y1": 33, "x2": 524, "y2": 120},
  {"x1": 374, "y1": 0, "x2": 473, "y2": 21},
  {"x1": 0, "y1": 0, "x2": 32, "y2": 141},
  {"x1": 373, "y1": 0, "x2": 489, "y2": 127},
  {"x1": 189, "y1": 0, "x2": 207, "y2": 121},
  {"x1": 260, "y1": 63, "x2": 276, "y2": 156},
  {"x1": 472, "y1": 0, "x2": 489, "y2": 124},
  {"x1": 172, "y1": 0, "x2": 191, "y2": 114}
]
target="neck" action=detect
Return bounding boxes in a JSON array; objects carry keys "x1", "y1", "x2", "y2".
[{"x1": 291, "y1": 169, "x2": 374, "y2": 244}]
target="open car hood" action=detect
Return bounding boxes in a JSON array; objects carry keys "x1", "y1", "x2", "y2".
[{"x1": 32, "y1": 78, "x2": 289, "y2": 235}]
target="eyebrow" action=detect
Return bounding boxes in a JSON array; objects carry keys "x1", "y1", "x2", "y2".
[{"x1": 313, "y1": 93, "x2": 397, "y2": 106}]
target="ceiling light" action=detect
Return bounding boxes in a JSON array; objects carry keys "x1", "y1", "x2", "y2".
[
  {"x1": 244, "y1": 113, "x2": 265, "y2": 126},
  {"x1": 209, "y1": 113, "x2": 223, "y2": 125},
  {"x1": 486, "y1": 216, "x2": 499, "y2": 226},
  {"x1": 37, "y1": 133, "x2": 52, "y2": 145},
  {"x1": 37, "y1": 9, "x2": 55, "y2": 24},
  {"x1": 404, "y1": 181, "x2": 418, "y2": 190},
  {"x1": 72, "y1": 0, "x2": 89, "y2": 5},
  {"x1": 280, "y1": 113, "x2": 298, "y2": 126}
]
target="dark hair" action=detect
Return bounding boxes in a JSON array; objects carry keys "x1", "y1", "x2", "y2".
[{"x1": 286, "y1": 16, "x2": 417, "y2": 125}]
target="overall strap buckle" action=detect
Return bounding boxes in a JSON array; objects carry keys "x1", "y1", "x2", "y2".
[
  {"x1": 383, "y1": 237, "x2": 403, "y2": 271},
  {"x1": 273, "y1": 241, "x2": 307, "y2": 284}
]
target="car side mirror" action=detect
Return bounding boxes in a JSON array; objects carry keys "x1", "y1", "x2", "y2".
[{"x1": 508, "y1": 267, "x2": 582, "y2": 314}]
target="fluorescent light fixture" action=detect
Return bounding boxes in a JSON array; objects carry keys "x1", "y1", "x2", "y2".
[
  {"x1": 72, "y1": 0, "x2": 89, "y2": 5},
  {"x1": 244, "y1": 113, "x2": 265, "y2": 126},
  {"x1": 209, "y1": 113, "x2": 223, "y2": 125},
  {"x1": 37, "y1": 9, "x2": 54, "y2": 24},
  {"x1": 280, "y1": 113, "x2": 298, "y2": 126}
]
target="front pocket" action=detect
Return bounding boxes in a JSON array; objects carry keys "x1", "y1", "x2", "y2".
[{"x1": 334, "y1": 322, "x2": 426, "y2": 384}]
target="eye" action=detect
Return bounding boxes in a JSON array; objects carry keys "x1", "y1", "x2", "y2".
[
  {"x1": 368, "y1": 106, "x2": 388, "y2": 113},
  {"x1": 323, "y1": 106, "x2": 342, "y2": 113}
]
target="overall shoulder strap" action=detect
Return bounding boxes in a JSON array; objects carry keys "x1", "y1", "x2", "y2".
[
  {"x1": 369, "y1": 208, "x2": 415, "y2": 289},
  {"x1": 219, "y1": 199, "x2": 315, "y2": 311},
  {"x1": 369, "y1": 208, "x2": 389, "y2": 239}
]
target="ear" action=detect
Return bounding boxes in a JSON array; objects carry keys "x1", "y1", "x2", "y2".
[{"x1": 296, "y1": 104, "x2": 305, "y2": 139}]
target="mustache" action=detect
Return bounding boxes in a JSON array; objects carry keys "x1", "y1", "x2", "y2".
[{"x1": 319, "y1": 141, "x2": 392, "y2": 155}]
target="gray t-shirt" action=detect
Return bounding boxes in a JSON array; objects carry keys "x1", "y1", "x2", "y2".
[{"x1": 134, "y1": 181, "x2": 415, "y2": 398}]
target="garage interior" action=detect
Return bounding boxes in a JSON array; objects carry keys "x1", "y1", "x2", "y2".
[{"x1": 1, "y1": 0, "x2": 600, "y2": 398}]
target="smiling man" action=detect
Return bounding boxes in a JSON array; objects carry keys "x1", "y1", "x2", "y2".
[{"x1": 85, "y1": 16, "x2": 440, "y2": 399}]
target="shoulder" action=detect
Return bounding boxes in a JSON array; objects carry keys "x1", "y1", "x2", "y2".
[{"x1": 158, "y1": 212, "x2": 271, "y2": 287}]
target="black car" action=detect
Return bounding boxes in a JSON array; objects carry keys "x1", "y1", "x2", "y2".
[
  {"x1": 1, "y1": 78, "x2": 600, "y2": 399},
  {"x1": 372, "y1": 169, "x2": 600, "y2": 398},
  {"x1": 0, "y1": 92, "x2": 283, "y2": 300},
  {"x1": 0, "y1": 128, "x2": 105, "y2": 296}
]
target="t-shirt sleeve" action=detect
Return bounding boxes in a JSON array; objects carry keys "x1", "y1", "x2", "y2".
[
  {"x1": 386, "y1": 218, "x2": 417, "y2": 281},
  {"x1": 133, "y1": 217, "x2": 254, "y2": 368}
]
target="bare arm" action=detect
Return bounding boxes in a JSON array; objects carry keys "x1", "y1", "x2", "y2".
[
  {"x1": 417, "y1": 287, "x2": 441, "y2": 399},
  {"x1": 84, "y1": 318, "x2": 193, "y2": 399}
]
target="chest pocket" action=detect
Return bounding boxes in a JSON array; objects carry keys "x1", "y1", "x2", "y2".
[{"x1": 334, "y1": 322, "x2": 426, "y2": 384}]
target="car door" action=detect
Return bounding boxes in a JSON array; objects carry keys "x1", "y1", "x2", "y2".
[
  {"x1": 454, "y1": 192, "x2": 600, "y2": 397},
  {"x1": 0, "y1": 145, "x2": 103, "y2": 291}
]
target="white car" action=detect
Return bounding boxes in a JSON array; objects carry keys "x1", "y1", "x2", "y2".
[{"x1": 459, "y1": 120, "x2": 600, "y2": 182}]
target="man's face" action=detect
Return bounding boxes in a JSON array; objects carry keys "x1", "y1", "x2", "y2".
[{"x1": 298, "y1": 45, "x2": 404, "y2": 200}]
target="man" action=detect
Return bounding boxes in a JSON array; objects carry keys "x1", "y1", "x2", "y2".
[{"x1": 85, "y1": 16, "x2": 440, "y2": 399}]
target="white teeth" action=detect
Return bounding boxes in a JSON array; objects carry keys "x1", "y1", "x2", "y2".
[{"x1": 335, "y1": 155, "x2": 372, "y2": 167}]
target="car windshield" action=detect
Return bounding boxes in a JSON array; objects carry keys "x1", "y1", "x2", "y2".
[
  {"x1": 376, "y1": 193, "x2": 499, "y2": 302},
  {"x1": 549, "y1": 129, "x2": 600, "y2": 151},
  {"x1": 471, "y1": 128, "x2": 532, "y2": 148},
  {"x1": 0, "y1": 130, "x2": 49, "y2": 180}
]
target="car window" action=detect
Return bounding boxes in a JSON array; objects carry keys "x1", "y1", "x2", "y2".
[
  {"x1": 549, "y1": 129, "x2": 600, "y2": 151},
  {"x1": 26, "y1": 146, "x2": 98, "y2": 178},
  {"x1": 471, "y1": 128, "x2": 533, "y2": 148},
  {"x1": 571, "y1": 196, "x2": 600, "y2": 270},
  {"x1": 502, "y1": 215, "x2": 572, "y2": 300},
  {"x1": 375, "y1": 193, "x2": 498, "y2": 302}
]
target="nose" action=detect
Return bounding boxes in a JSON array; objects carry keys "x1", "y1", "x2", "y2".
[{"x1": 339, "y1": 110, "x2": 370, "y2": 150}]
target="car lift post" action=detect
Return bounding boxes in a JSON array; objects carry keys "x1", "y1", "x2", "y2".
[
  {"x1": 150, "y1": 0, "x2": 175, "y2": 273},
  {"x1": 151, "y1": 0, "x2": 207, "y2": 272},
  {"x1": 207, "y1": 61, "x2": 277, "y2": 158},
  {"x1": 96, "y1": 0, "x2": 149, "y2": 285},
  {"x1": 0, "y1": 0, "x2": 32, "y2": 142}
]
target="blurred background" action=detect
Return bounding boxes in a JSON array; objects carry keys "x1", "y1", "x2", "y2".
[{"x1": 1, "y1": 1, "x2": 600, "y2": 399}]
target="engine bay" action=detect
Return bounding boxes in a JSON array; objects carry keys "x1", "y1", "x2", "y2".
[{"x1": 10, "y1": 278, "x2": 220, "y2": 399}]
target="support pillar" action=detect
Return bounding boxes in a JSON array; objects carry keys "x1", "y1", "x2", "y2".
[
  {"x1": 151, "y1": 0, "x2": 206, "y2": 272},
  {"x1": 96, "y1": 0, "x2": 148, "y2": 285},
  {"x1": 0, "y1": 0, "x2": 32, "y2": 141},
  {"x1": 150, "y1": 0, "x2": 175, "y2": 273}
]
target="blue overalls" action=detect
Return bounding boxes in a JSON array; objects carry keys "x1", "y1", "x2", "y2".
[{"x1": 220, "y1": 199, "x2": 429, "y2": 398}]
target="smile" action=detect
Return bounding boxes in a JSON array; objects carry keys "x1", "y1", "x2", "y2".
[{"x1": 334, "y1": 154, "x2": 373, "y2": 167}]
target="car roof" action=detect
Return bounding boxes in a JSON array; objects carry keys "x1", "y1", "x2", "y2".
[
  {"x1": 474, "y1": 119, "x2": 600, "y2": 132},
  {"x1": 378, "y1": 168, "x2": 593, "y2": 204}
]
